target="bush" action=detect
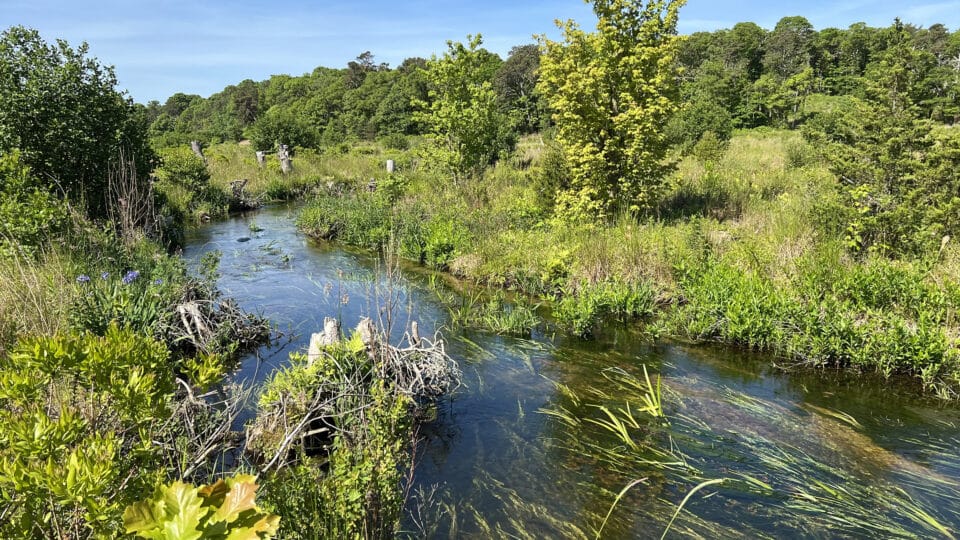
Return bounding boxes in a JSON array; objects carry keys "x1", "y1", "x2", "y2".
[
  {"x1": 0, "y1": 326, "x2": 174, "y2": 537},
  {"x1": 155, "y1": 147, "x2": 229, "y2": 219},
  {"x1": 691, "y1": 131, "x2": 727, "y2": 164},
  {"x1": 423, "y1": 215, "x2": 470, "y2": 270},
  {"x1": 0, "y1": 151, "x2": 70, "y2": 257},
  {"x1": 379, "y1": 133, "x2": 409, "y2": 151},
  {"x1": 533, "y1": 141, "x2": 569, "y2": 214},
  {"x1": 249, "y1": 110, "x2": 319, "y2": 152},
  {"x1": 666, "y1": 97, "x2": 734, "y2": 153}
]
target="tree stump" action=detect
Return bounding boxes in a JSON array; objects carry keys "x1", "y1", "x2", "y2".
[
  {"x1": 277, "y1": 144, "x2": 293, "y2": 174},
  {"x1": 190, "y1": 140, "x2": 207, "y2": 165},
  {"x1": 307, "y1": 317, "x2": 341, "y2": 364},
  {"x1": 230, "y1": 179, "x2": 248, "y2": 200}
]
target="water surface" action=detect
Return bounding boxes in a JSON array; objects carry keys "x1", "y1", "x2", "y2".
[{"x1": 185, "y1": 205, "x2": 960, "y2": 539}]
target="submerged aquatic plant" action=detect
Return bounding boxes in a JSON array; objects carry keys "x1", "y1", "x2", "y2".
[{"x1": 540, "y1": 365, "x2": 960, "y2": 538}]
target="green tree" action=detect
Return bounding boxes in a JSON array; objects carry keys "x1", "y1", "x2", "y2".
[
  {"x1": 415, "y1": 34, "x2": 513, "y2": 183},
  {"x1": 763, "y1": 16, "x2": 815, "y2": 80},
  {"x1": 494, "y1": 44, "x2": 544, "y2": 133},
  {"x1": 538, "y1": 0, "x2": 685, "y2": 219},
  {"x1": 249, "y1": 108, "x2": 319, "y2": 151},
  {"x1": 373, "y1": 58, "x2": 429, "y2": 136},
  {"x1": 0, "y1": 26, "x2": 154, "y2": 218},
  {"x1": 812, "y1": 21, "x2": 960, "y2": 256}
]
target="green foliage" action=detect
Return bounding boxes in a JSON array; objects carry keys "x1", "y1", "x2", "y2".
[
  {"x1": 665, "y1": 96, "x2": 734, "y2": 152},
  {"x1": 423, "y1": 215, "x2": 470, "y2": 269},
  {"x1": 691, "y1": 131, "x2": 728, "y2": 164},
  {"x1": 538, "y1": 0, "x2": 685, "y2": 219},
  {"x1": 493, "y1": 44, "x2": 544, "y2": 133},
  {"x1": 0, "y1": 26, "x2": 154, "y2": 218},
  {"x1": 158, "y1": 147, "x2": 211, "y2": 192},
  {"x1": 555, "y1": 280, "x2": 657, "y2": 336},
  {"x1": 0, "y1": 326, "x2": 173, "y2": 536},
  {"x1": 669, "y1": 253, "x2": 960, "y2": 391},
  {"x1": 415, "y1": 34, "x2": 514, "y2": 183},
  {"x1": 533, "y1": 139, "x2": 570, "y2": 214},
  {"x1": 259, "y1": 383, "x2": 409, "y2": 539},
  {"x1": 253, "y1": 337, "x2": 412, "y2": 538},
  {"x1": 0, "y1": 150, "x2": 69, "y2": 257},
  {"x1": 155, "y1": 147, "x2": 229, "y2": 219},
  {"x1": 809, "y1": 23, "x2": 960, "y2": 257},
  {"x1": 124, "y1": 474, "x2": 279, "y2": 539},
  {"x1": 297, "y1": 193, "x2": 394, "y2": 250},
  {"x1": 763, "y1": 16, "x2": 815, "y2": 80},
  {"x1": 69, "y1": 267, "x2": 178, "y2": 337},
  {"x1": 249, "y1": 109, "x2": 319, "y2": 152}
]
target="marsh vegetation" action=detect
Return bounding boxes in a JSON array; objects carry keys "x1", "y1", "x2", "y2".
[{"x1": 3, "y1": 0, "x2": 960, "y2": 537}]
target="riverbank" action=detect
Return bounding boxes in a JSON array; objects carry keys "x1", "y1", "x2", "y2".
[
  {"x1": 292, "y1": 129, "x2": 960, "y2": 398},
  {"x1": 181, "y1": 205, "x2": 960, "y2": 538}
]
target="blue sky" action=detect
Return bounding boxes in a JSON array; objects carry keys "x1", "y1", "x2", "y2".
[{"x1": 2, "y1": 1, "x2": 959, "y2": 104}]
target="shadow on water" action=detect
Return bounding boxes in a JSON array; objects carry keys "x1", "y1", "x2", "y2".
[{"x1": 184, "y1": 205, "x2": 960, "y2": 539}]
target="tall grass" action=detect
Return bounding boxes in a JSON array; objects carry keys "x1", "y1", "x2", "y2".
[
  {"x1": 204, "y1": 141, "x2": 422, "y2": 202},
  {"x1": 0, "y1": 246, "x2": 75, "y2": 355},
  {"x1": 290, "y1": 128, "x2": 960, "y2": 397}
]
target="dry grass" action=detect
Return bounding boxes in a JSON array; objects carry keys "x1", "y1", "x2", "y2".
[{"x1": 0, "y1": 246, "x2": 76, "y2": 355}]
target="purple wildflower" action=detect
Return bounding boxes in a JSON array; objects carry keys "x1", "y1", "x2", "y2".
[
  {"x1": 122, "y1": 270, "x2": 140, "y2": 285},
  {"x1": 76, "y1": 274, "x2": 91, "y2": 284},
  {"x1": 101, "y1": 271, "x2": 110, "y2": 280},
  {"x1": 153, "y1": 278, "x2": 163, "y2": 285}
]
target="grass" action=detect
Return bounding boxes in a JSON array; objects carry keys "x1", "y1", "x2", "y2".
[
  {"x1": 539, "y1": 365, "x2": 960, "y2": 538},
  {"x1": 204, "y1": 127, "x2": 960, "y2": 398},
  {"x1": 0, "y1": 245, "x2": 76, "y2": 356},
  {"x1": 204, "y1": 140, "x2": 423, "y2": 202}
]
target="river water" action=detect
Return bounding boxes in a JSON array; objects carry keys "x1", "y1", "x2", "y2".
[{"x1": 184, "y1": 204, "x2": 960, "y2": 539}]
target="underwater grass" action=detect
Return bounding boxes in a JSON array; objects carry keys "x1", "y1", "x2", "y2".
[{"x1": 539, "y1": 366, "x2": 960, "y2": 538}]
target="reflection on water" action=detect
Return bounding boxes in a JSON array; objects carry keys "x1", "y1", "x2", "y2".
[{"x1": 185, "y1": 205, "x2": 960, "y2": 539}]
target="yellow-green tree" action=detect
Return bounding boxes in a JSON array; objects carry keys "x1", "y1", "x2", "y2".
[{"x1": 538, "y1": 0, "x2": 685, "y2": 219}]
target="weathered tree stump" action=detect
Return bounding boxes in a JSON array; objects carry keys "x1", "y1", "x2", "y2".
[
  {"x1": 356, "y1": 317, "x2": 380, "y2": 361},
  {"x1": 190, "y1": 140, "x2": 207, "y2": 165},
  {"x1": 277, "y1": 144, "x2": 293, "y2": 174},
  {"x1": 230, "y1": 178, "x2": 248, "y2": 200},
  {"x1": 307, "y1": 317, "x2": 341, "y2": 364}
]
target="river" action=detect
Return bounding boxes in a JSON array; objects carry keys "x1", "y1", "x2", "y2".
[{"x1": 184, "y1": 204, "x2": 960, "y2": 539}]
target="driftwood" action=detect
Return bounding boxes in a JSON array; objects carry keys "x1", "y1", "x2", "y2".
[
  {"x1": 247, "y1": 317, "x2": 461, "y2": 471},
  {"x1": 351, "y1": 317, "x2": 460, "y2": 399}
]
